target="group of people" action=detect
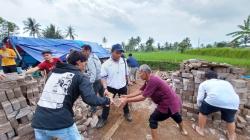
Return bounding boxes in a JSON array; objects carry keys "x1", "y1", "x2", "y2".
[{"x1": 0, "y1": 38, "x2": 240, "y2": 140}]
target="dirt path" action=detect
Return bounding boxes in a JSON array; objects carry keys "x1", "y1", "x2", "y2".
[{"x1": 88, "y1": 81, "x2": 248, "y2": 140}]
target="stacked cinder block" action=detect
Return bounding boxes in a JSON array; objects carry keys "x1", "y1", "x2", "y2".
[
  {"x1": 0, "y1": 73, "x2": 34, "y2": 140},
  {"x1": 170, "y1": 59, "x2": 250, "y2": 135},
  {"x1": 19, "y1": 76, "x2": 43, "y2": 107}
]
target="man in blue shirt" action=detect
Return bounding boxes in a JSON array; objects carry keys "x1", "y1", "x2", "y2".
[{"x1": 126, "y1": 53, "x2": 139, "y2": 84}]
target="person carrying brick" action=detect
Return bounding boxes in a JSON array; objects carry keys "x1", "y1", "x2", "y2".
[
  {"x1": 31, "y1": 51, "x2": 113, "y2": 140},
  {"x1": 119, "y1": 64, "x2": 188, "y2": 140},
  {"x1": 193, "y1": 70, "x2": 240, "y2": 140}
]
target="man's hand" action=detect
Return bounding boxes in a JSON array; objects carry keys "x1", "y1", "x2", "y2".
[
  {"x1": 119, "y1": 97, "x2": 128, "y2": 109},
  {"x1": 0, "y1": 74, "x2": 6, "y2": 80},
  {"x1": 104, "y1": 89, "x2": 114, "y2": 106},
  {"x1": 104, "y1": 89, "x2": 111, "y2": 96}
]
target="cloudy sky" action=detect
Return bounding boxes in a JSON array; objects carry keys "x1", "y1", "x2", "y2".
[{"x1": 0, "y1": 0, "x2": 249, "y2": 47}]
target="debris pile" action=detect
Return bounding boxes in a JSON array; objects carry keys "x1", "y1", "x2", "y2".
[
  {"x1": 73, "y1": 99, "x2": 99, "y2": 139},
  {"x1": 169, "y1": 59, "x2": 250, "y2": 135}
]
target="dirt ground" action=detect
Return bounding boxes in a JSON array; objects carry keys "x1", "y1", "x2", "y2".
[{"x1": 88, "y1": 81, "x2": 249, "y2": 140}]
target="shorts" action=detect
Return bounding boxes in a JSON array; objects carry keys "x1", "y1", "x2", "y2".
[
  {"x1": 2, "y1": 65, "x2": 17, "y2": 73},
  {"x1": 149, "y1": 109, "x2": 182, "y2": 129},
  {"x1": 199, "y1": 101, "x2": 237, "y2": 123}
]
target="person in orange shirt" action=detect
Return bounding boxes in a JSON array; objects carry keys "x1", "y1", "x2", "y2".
[{"x1": 0, "y1": 37, "x2": 17, "y2": 73}]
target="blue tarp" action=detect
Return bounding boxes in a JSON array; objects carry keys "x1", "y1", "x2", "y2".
[{"x1": 9, "y1": 36, "x2": 110, "y2": 65}]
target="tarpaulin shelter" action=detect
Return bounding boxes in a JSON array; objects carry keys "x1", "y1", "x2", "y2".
[{"x1": 7, "y1": 36, "x2": 110, "y2": 68}]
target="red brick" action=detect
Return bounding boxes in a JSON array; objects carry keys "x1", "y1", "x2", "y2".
[
  {"x1": 9, "y1": 118, "x2": 19, "y2": 130},
  {"x1": 13, "y1": 87, "x2": 22, "y2": 98},
  {"x1": 10, "y1": 98, "x2": 21, "y2": 111},
  {"x1": 16, "y1": 123, "x2": 33, "y2": 136},
  {"x1": 20, "y1": 116, "x2": 29, "y2": 124},
  {"x1": 7, "y1": 130, "x2": 15, "y2": 139},
  {"x1": 0, "y1": 91, "x2": 7, "y2": 102},
  {"x1": 26, "y1": 88, "x2": 33, "y2": 99},
  {"x1": 16, "y1": 107, "x2": 32, "y2": 119},
  {"x1": 0, "y1": 133, "x2": 7, "y2": 140},
  {"x1": 5, "y1": 89, "x2": 15, "y2": 100},
  {"x1": 0, "y1": 110, "x2": 8, "y2": 124},
  {"x1": 0, "y1": 122, "x2": 13, "y2": 135},
  {"x1": 17, "y1": 97, "x2": 27, "y2": 108},
  {"x1": 1, "y1": 101, "x2": 13, "y2": 115}
]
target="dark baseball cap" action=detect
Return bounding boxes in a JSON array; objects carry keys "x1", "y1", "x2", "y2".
[
  {"x1": 111, "y1": 44, "x2": 124, "y2": 52},
  {"x1": 41, "y1": 49, "x2": 52, "y2": 55}
]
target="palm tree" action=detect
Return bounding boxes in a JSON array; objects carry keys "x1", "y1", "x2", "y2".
[
  {"x1": 65, "y1": 25, "x2": 77, "y2": 40},
  {"x1": 23, "y1": 17, "x2": 41, "y2": 37},
  {"x1": 42, "y1": 24, "x2": 64, "y2": 39},
  {"x1": 227, "y1": 15, "x2": 250, "y2": 47}
]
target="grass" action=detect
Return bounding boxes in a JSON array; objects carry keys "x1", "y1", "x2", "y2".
[
  {"x1": 185, "y1": 48, "x2": 250, "y2": 59},
  {"x1": 127, "y1": 51, "x2": 250, "y2": 72}
]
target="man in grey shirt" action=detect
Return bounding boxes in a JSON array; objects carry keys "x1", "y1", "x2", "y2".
[{"x1": 82, "y1": 45, "x2": 104, "y2": 112}]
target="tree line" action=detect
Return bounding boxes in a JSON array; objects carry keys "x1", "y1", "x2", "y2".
[
  {"x1": 119, "y1": 15, "x2": 250, "y2": 52},
  {"x1": 0, "y1": 17, "x2": 77, "y2": 40}
]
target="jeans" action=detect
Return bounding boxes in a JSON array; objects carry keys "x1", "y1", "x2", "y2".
[
  {"x1": 101, "y1": 86, "x2": 130, "y2": 120},
  {"x1": 34, "y1": 123, "x2": 82, "y2": 140}
]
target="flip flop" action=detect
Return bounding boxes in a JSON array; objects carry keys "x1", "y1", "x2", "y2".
[
  {"x1": 192, "y1": 124, "x2": 205, "y2": 136},
  {"x1": 176, "y1": 124, "x2": 188, "y2": 136}
]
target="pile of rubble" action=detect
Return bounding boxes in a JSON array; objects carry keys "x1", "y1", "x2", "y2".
[
  {"x1": 168, "y1": 59, "x2": 250, "y2": 135},
  {"x1": 73, "y1": 99, "x2": 99, "y2": 139}
]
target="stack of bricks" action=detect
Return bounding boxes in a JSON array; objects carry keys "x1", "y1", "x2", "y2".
[
  {"x1": 0, "y1": 73, "x2": 44, "y2": 140},
  {"x1": 171, "y1": 59, "x2": 250, "y2": 135},
  {"x1": 19, "y1": 75, "x2": 43, "y2": 108}
]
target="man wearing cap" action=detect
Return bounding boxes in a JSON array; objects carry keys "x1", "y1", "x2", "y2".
[
  {"x1": 26, "y1": 50, "x2": 62, "y2": 75},
  {"x1": 81, "y1": 44, "x2": 104, "y2": 112},
  {"x1": 96, "y1": 44, "x2": 132, "y2": 128},
  {"x1": 0, "y1": 37, "x2": 17, "y2": 73}
]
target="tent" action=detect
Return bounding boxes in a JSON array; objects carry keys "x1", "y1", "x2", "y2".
[{"x1": 8, "y1": 36, "x2": 110, "y2": 68}]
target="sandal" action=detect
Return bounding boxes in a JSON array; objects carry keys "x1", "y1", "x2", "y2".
[
  {"x1": 176, "y1": 124, "x2": 188, "y2": 136},
  {"x1": 192, "y1": 124, "x2": 205, "y2": 136}
]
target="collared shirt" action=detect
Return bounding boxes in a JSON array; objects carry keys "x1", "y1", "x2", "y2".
[
  {"x1": 197, "y1": 79, "x2": 239, "y2": 110},
  {"x1": 84, "y1": 53, "x2": 102, "y2": 83},
  {"x1": 101, "y1": 57, "x2": 129, "y2": 89},
  {"x1": 141, "y1": 75, "x2": 181, "y2": 114},
  {"x1": 0, "y1": 48, "x2": 17, "y2": 66}
]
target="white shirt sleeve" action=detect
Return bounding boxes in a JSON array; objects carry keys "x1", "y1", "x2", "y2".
[
  {"x1": 101, "y1": 62, "x2": 108, "y2": 79},
  {"x1": 197, "y1": 82, "x2": 206, "y2": 107}
]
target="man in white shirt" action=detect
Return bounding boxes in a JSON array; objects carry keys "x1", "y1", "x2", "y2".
[
  {"x1": 96, "y1": 44, "x2": 131, "y2": 128},
  {"x1": 193, "y1": 70, "x2": 239, "y2": 140}
]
